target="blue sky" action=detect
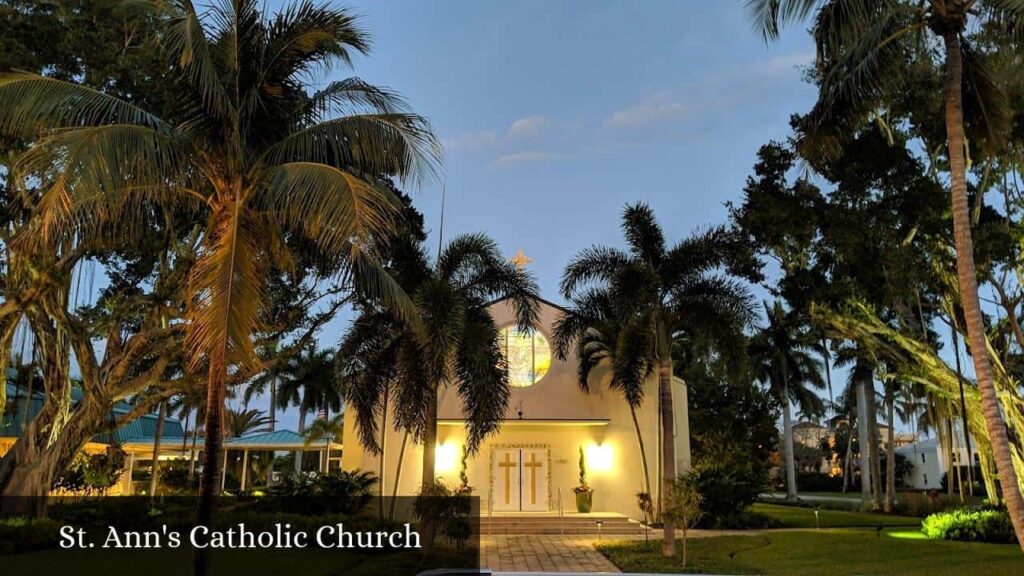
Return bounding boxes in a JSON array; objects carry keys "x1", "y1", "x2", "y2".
[{"x1": 249, "y1": 0, "x2": 821, "y2": 430}]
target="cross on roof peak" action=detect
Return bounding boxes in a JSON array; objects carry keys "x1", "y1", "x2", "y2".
[{"x1": 509, "y1": 249, "x2": 533, "y2": 270}]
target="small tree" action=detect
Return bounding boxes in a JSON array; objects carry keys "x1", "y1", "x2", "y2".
[{"x1": 664, "y1": 474, "x2": 702, "y2": 569}]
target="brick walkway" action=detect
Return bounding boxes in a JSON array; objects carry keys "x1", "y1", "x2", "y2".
[
  {"x1": 480, "y1": 529, "x2": 762, "y2": 573},
  {"x1": 481, "y1": 534, "x2": 622, "y2": 573}
]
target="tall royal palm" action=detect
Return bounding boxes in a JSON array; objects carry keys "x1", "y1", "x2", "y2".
[
  {"x1": 749, "y1": 302, "x2": 826, "y2": 500},
  {"x1": 750, "y1": 0, "x2": 1024, "y2": 544},
  {"x1": 339, "y1": 234, "x2": 539, "y2": 491},
  {"x1": 0, "y1": 1, "x2": 439, "y2": 564},
  {"x1": 553, "y1": 289, "x2": 655, "y2": 511},
  {"x1": 560, "y1": 203, "x2": 756, "y2": 557}
]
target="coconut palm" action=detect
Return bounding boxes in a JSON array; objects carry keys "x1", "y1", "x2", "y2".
[
  {"x1": 749, "y1": 0, "x2": 1024, "y2": 543},
  {"x1": 559, "y1": 203, "x2": 757, "y2": 557},
  {"x1": 0, "y1": 0, "x2": 439, "y2": 551},
  {"x1": 552, "y1": 289, "x2": 655, "y2": 512},
  {"x1": 339, "y1": 233, "x2": 539, "y2": 492},
  {"x1": 749, "y1": 301, "x2": 826, "y2": 500}
]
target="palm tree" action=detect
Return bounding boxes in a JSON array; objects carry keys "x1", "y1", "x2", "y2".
[
  {"x1": 277, "y1": 345, "x2": 342, "y2": 433},
  {"x1": 225, "y1": 407, "x2": 273, "y2": 438},
  {"x1": 339, "y1": 233, "x2": 539, "y2": 492},
  {"x1": 0, "y1": 0, "x2": 439, "y2": 555},
  {"x1": 553, "y1": 289, "x2": 654, "y2": 511},
  {"x1": 749, "y1": 301, "x2": 826, "y2": 500},
  {"x1": 559, "y1": 203, "x2": 757, "y2": 557},
  {"x1": 750, "y1": 0, "x2": 1024, "y2": 544}
]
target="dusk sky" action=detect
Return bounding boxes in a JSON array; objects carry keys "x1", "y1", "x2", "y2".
[{"x1": 254, "y1": 0, "x2": 821, "y2": 429}]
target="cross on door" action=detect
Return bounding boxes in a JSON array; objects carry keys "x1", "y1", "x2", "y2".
[
  {"x1": 497, "y1": 451, "x2": 517, "y2": 505},
  {"x1": 523, "y1": 452, "x2": 543, "y2": 505},
  {"x1": 492, "y1": 447, "x2": 548, "y2": 511}
]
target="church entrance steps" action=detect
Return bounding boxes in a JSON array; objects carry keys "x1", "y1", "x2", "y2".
[{"x1": 479, "y1": 512, "x2": 647, "y2": 534}]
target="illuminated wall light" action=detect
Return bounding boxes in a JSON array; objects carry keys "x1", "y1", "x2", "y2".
[
  {"x1": 435, "y1": 442, "x2": 459, "y2": 474},
  {"x1": 586, "y1": 444, "x2": 613, "y2": 473}
]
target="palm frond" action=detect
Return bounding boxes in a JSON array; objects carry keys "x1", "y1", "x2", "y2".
[
  {"x1": 747, "y1": 0, "x2": 824, "y2": 41},
  {"x1": 260, "y1": 161, "x2": 400, "y2": 257},
  {"x1": 560, "y1": 245, "x2": 628, "y2": 298},
  {"x1": 13, "y1": 124, "x2": 192, "y2": 242},
  {"x1": 959, "y1": 37, "x2": 1012, "y2": 154},
  {"x1": 263, "y1": 113, "x2": 441, "y2": 185},
  {"x1": 621, "y1": 203, "x2": 665, "y2": 264},
  {"x1": 263, "y1": 1, "x2": 369, "y2": 84},
  {"x1": 455, "y1": 307, "x2": 509, "y2": 453},
  {"x1": 0, "y1": 71, "x2": 169, "y2": 136},
  {"x1": 186, "y1": 205, "x2": 266, "y2": 374},
  {"x1": 305, "y1": 78, "x2": 412, "y2": 120}
]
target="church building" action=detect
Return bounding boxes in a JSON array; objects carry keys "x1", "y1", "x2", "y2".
[{"x1": 341, "y1": 295, "x2": 691, "y2": 520}]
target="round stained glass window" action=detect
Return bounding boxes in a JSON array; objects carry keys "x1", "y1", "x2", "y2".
[{"x1": 500, "y1": 326, "x2": 551, "y2": 388}]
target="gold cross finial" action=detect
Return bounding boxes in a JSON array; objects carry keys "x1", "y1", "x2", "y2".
[{"x1": 510, "y1": 249, "x2": 533, "y2": 270}]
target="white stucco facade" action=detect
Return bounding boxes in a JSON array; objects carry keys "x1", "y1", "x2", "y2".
[{"x1": 341, "y1": 297, "x2": 691, "y2": 519}]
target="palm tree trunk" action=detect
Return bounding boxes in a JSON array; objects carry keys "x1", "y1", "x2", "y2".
[
  {"x1": 950, "y1": 324, "x2": 975, "y2": 496},
  {"x1": 188, "y1": 419, "x2": 199, "y2": 482},
  {"x1": 389, "y1": 430, "x2": 409, "y2": 521},
  {"x1": 295, "y1": 408, "x2": 307, "y2": 475},
  {"x1": 421, "y1": 385, "x2": 438, "y2": 489},
  {"x1": 195, "y1": 359, "x2": 227, "y2": 576},
  {"x1": 842, "y1": 414, "x2": 855, "y2": 493},
  {"x1": 856, "y1": 367, "x2": 872, "y2": 503},
  {"x1": 181, "y1": 410, "x2": 190, "y2": 455},
  {"x1": 885, "y1": 395, "x2": 895, "y2": 513},
  {"x1": 148, "y1": 401, "x2": 167, "y2": 502},
  {"x1": 629, "y1": 404, "x2": 654, "y2": 514},
  {"x1": 379, "y1": 387, "x2": 389, "y2": 520},
  {"x1": 782, "y1": 380, "x2": 798, "y2": 500},
  {"x1": 951, "y1": 418, "x2": 964, "y2": 503},
  {"x1": 943, "y1": 32, "x2": 1024, "y2": 549},
  {"x1": 658, "y1": 356, "x2": 676, "y2": 558},
  {"x1": 866, "y1": 380, "x2": 882, "y2": 511},
  {"x1": 266, "y1": 377, "x2": 276, "y2": 487}
]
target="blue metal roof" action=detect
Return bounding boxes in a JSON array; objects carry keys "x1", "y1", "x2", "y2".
[
  {"x1": 3, "y1": 380, "x2": 184, "y2": 444},
  {"x1": 225, "y1": 430, "x2": 319, "y2": 446}
]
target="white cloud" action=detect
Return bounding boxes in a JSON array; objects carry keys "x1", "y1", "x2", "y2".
[
  {"x1": 441, "y1": 130, "x2": 499, "y2": 150},
  {"x1": 506, "y1": 115, "x2": 548, "y2": 139},
  {"x1": 491, "y1": 150, "x2": 555, "y2": 167},
  {"x1": 605, "y1": 99, "x2": 686, "y2": 129},
  {"x1": 443, "y1": 115, "x2": 548, "y2": 152}
]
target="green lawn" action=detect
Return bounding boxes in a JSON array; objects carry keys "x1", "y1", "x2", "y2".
[
  {"x1": 752, "y1": 503, "x2": 921, "y2": 528},
  {"x1": 597, "y1": 529, "x2": 1024, "y2": 575}
]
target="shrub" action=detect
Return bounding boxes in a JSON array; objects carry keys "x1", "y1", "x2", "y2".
[
  {"x1": 158, "y1": 461, "x2": 196, "y2": 492},
  {"x1": 922, "y1": 507, "x2": 1017, "y2": 544},
  {"x1": 0, "y1": 517, "x2": 62, "y2": 554},
  {"x1": 897, "y1": 491, "x2": 949, "y2": 518},
  {"x1": 940, "y1": 467, "x2": 988, "y2": 498},
  {"x1": 266, "y1": 469, "x2": 377, "y2": 515},
  {"x1": 414, "y1": 481, "x2": 474, "y2": 549},
  {"x1": 796, "y1": 471, "x2": 843, "y2": 492},
  {"x1": 690, "y1": 461, "x2": 767, "y2": 529}
]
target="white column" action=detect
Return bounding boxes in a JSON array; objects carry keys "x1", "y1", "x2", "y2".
[
  {"x1": 240, "y1": 449, "x2": 249, "y2": 491},
  {"x1": 221, "y1": 450, "x2": 228, "y2": 492},
  {"x1": 125, "y1": 453, "x2": 135, "y2": 495}
]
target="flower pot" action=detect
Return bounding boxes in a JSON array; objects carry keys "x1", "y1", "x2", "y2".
[{"x1": 575, "y1": 490, "x2": 593, "y2": 513}]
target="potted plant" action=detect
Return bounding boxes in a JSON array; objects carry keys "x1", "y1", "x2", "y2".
[
  {"x1": 456, "y1": 445, "x2": 473, "y2": 495},
  {"x1": 573, "y1": 446, "x2": 593, "y2": 513}
]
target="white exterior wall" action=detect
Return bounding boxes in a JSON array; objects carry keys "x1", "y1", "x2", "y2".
[{"x1": 341, "y1": 297, "x2": 691, "y2": 519}]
